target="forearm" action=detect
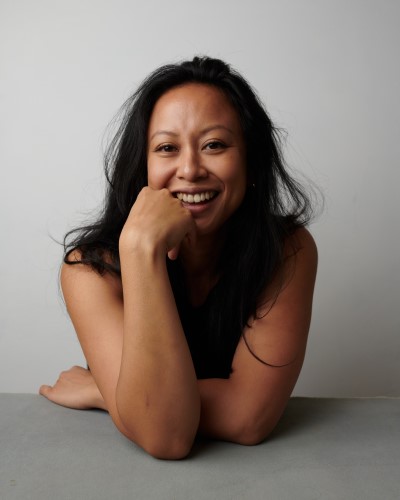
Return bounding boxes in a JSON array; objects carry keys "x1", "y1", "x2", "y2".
[{"x1": 116, "y1": 245, "x2": 200, "y2": 457}]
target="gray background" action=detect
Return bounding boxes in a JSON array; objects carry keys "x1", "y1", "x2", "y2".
[{"x1": 1, "y1": 0, "x2": 399, "y2": 396}]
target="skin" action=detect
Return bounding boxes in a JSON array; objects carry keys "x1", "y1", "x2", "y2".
[{"x1": 39, "y1": 83, "x2": 318, "y2": 459}]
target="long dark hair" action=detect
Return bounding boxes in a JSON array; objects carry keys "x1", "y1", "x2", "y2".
[{"x1": 64, "y1": 56, "x2": 314, "y2": 374}]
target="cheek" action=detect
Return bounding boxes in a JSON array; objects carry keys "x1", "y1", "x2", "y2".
[
  {"x1": 233, "y1": 180, "x2": 247, "y2": 208},
  {"x1": 227, "y1": 164, "x2": 247, "y2": 207},
  {"x1": 222, "y1": 160, "x2": 246, "y2": 193},
  {"x1": 147, "y1": 161, "x2": 166, "y2": 189}
]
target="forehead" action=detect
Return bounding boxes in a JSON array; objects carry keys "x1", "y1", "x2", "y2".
[{"x1": 148, "y1": 83, "x2": 242, "y2": 133}]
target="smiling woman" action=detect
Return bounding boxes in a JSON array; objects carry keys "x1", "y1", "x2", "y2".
[
  {"x1": 39, "y1": 56, "x2": 317, "y2": 459},
  {"x1": 147, "y1": 83, "x2": 247, "y2": 237}
]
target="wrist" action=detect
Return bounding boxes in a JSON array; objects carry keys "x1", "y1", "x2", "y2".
[
  {"x1": 119, "y1": 228, "x2": 165, "y2": 259},
  {"x1": 93, "y1": 391, "x2": 107, "y2": 411},
  {"x1": 90, "y1": 379, "x2": 107, "y2": 411}
]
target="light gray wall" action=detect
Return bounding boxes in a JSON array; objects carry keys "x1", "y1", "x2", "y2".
[{"x1": 1, "y1": 0, "x2": 399, "y2": 396}]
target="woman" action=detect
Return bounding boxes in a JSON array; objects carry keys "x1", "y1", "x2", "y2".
[{"x1": 39, "y1": 56, "x2": 318, "y2": 459}]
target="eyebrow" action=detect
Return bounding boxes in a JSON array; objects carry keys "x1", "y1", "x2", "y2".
[{"x1": 149, "y1": 124, "x2": 234, "y2": 142}]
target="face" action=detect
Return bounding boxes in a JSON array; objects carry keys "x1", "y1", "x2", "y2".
[{"x1": 147, "y1": 83, "x2": 247, "y2": 236}]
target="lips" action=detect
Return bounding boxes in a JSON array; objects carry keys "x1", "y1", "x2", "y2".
[{"x1": 174, "y1": 190, "x2": 218, "y2": 204}]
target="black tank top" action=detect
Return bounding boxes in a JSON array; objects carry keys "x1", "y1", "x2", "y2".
[
  {"x1": 168, "y1": 259, "x2": 241, "y2": 379},
  {"x1": 178, "y1": 290, "x2": 235, "y2": 380}
]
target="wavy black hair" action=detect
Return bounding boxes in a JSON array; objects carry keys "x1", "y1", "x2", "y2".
[{"x1": 64, "y1": 56, "x2": 315, "y2": 375}]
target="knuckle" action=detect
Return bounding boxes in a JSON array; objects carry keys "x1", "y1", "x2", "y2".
[{"x1": 139, "y1": 187, "x2": 149, "y2": 198}]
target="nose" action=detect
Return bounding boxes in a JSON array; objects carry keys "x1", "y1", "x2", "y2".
[{"x1": 176, "y1": 148, "x2": 207, "y2": 181}]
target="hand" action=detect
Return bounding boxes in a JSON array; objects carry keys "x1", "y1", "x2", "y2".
[
  {"x1": 39, "y1": 365, "x2": 107, "y2": 411},
  {"x1": 119, "y1": 187, "x2": 197, "y2": 260}
]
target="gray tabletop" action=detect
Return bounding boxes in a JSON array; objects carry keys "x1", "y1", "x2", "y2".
[{"x1": 1, "y1": 394, "x2": 399, "y2": 499}]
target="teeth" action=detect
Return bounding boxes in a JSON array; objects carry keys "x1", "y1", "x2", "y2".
[{"x1": 176, "y1": 191, "x2": 217, "y2": 204}]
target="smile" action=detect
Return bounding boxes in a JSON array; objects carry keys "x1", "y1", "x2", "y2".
[{"x1": 175, "y1": 191, "x2": 218, "y2": 204}]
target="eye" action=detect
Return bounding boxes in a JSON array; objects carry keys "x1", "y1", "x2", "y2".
[
  {"x1": 155, "y1": 143, "x2": 177, "y2": 153},
  {"x1": 204, "y1": 141, "x2": 226, "y2": 151}
]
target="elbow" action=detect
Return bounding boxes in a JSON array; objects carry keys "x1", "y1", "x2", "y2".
[
  {"x1": 114, "y1": 399, "x2": 197, "y2": 459},
  {"x1": 114, "y1": 384, "x2": 200, "y2": 459},
  {"x1": 142, "y1": 436, "x2": 193, "y2": 460},
  {"x1": 122, "y1": 428, "x2": 194, "y2": 460},
  {"x1": 232, "y1": 428, "x2": 269, "y2": 446},
  {"x1": 227, "y1": 417, "x2": 278, "y2": 446},
  {"x1": 116, "y1": 419, "x2": 195, "y2": 460}
]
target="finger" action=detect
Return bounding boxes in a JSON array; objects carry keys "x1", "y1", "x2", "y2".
[
  {"x1": 168, "y1": 244, "x2": 180, "y2": 261},
  {"x1": 39, "y1": 385, "x2": 52, "y2": 397},
  {"x1": 39, "y1": 385, "x2": 68, "y2": 408}
]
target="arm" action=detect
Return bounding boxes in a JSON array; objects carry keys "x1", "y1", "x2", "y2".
[
  {"x1": 116, "y1": 238, "x2": 200, "y2": 458},
  {"x1": 48, "y1": 188, "x2": 199, "y2": 459},
  {"x1": 198, "y1": 227, "x2": 318, "y2": 443}
]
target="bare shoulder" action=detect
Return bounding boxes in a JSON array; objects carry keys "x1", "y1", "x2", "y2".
[
  {"x1": 60, "y1": 250, "x2": 124, "y2": 366},
  {"x1": 284, "y1": 226, "x2": 318, "y2": 267},
  {"x1": 283, "y1": 226, "x2": 318, "y2": 309},
  {"x1": 61, "y1": 249, "x2": 122, "y2": 302},
  {"x1": 241, "y1": 226, "x2": 318, "y2": 368}
]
